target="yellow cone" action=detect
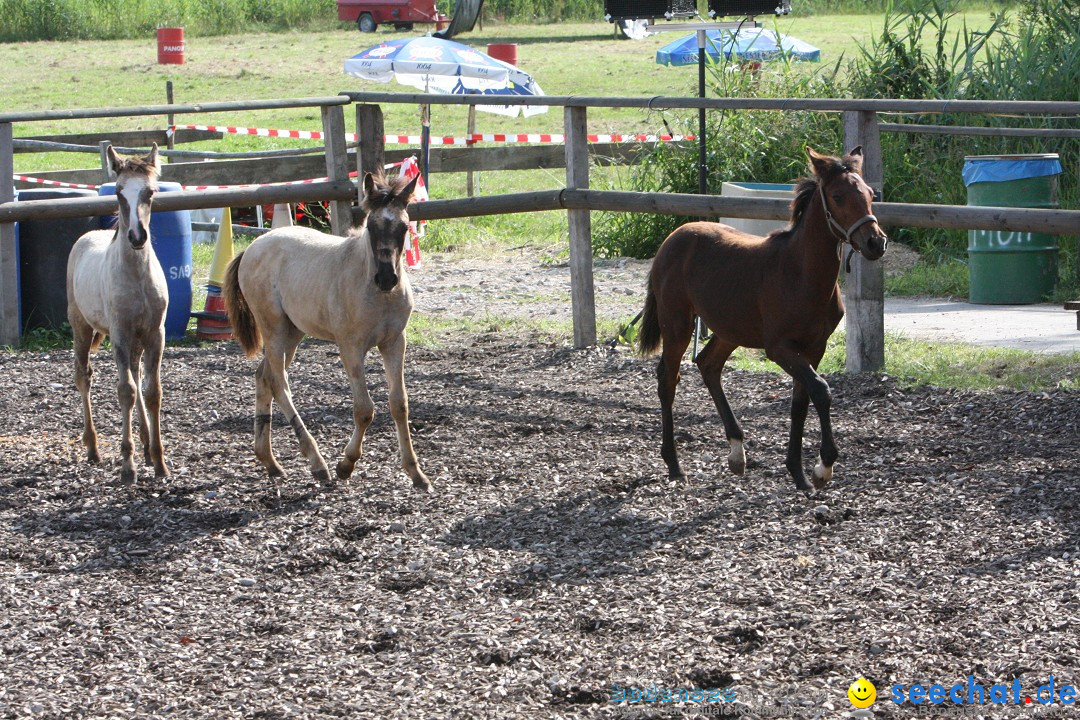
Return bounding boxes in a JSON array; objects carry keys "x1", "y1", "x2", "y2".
[
  {"x1": 207, "y1": 206, "x2": 234, "y2": 290},
  {"x1": 271, "y1": 203, "x2": 293, "y2": 229}
]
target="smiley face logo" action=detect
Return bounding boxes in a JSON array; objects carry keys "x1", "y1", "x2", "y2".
[{"x1": 848, "y1": 678, "x2": 876, "y2": 708}]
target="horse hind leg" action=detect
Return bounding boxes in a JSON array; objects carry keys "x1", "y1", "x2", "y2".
[
  {"x1": 656, "y1": 315, "x2": 693, "y2": 480},
  {"x1": 695, "y1": 338, "x2": 746, "y2": 475},
  {"x1": 252, "y1": 356, "x2": 286, "y2": 478},
  {"x1": 71, "y1": 318, "x2": 101, "y2": 464}
]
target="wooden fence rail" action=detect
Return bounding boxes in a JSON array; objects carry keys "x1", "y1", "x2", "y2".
[{"x1": 5, "y1": 92, "x2": 1080, "y2": 369}]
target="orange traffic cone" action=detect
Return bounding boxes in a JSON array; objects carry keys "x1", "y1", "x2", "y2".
[{"x1": 193, "y1": 207, "x2": 235, "y2": 340}]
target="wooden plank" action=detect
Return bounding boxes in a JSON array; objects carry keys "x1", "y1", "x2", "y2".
[
  {"x1": 565, "y1": 105, "x2": 596, "y2": 349},
  {"x1": 367, "y1": 190, "x2": 564, "y2": 224},
  {"x1": 844, "y1": 110, "x2": 885, "y2": 373},
  {"x1": 0, "y1": 96, "x2": 350, "y2": 124},
  {"x1": 14, "y1": 129, "x2": 221, "y2": 152},
  {"x1": 344, "y1": 91, "x2": 1080, "y2": 116},
  {"x1": 321, "y1": 105, "x2": 352, "y2": 236},
  {"x1": 880, "y1": 123, "x2": 1080, "y2": 139},
  {"x1": 0, "y1": 181, "x2": 355, "y2": 224},
  {"x1": 16, "y1": 152, "x2": 336, "y2": 189},
  {"x1": 0, "y1": 124, "x2": 18, "y2": 345},
  {"x1": 428, "y1": 143, "x2": 644, "y2": 173}
]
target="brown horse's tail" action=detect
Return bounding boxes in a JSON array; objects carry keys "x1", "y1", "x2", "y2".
[
  {"x1": 223, "y1": 252, "x2": 262, "y2": 358},
  {"x1": 638, "y1": 273, "x2": 662, "y2": 356}
]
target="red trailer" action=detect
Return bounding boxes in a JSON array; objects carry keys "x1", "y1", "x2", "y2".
[{"x1": 337, "y1": 0, "x2": 449, "y2": 33}]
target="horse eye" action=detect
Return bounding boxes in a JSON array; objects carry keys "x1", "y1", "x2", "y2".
[{"x1": 831, "y1": 193, "x2": 844, "y2": 204}]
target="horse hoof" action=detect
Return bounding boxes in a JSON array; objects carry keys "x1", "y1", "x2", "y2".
[
  {"x1": 727, "y1": 440, "x2": 746, "y2": 475},
  {"x1": 87, "y1": 449, "x2": 101, "y2": 464},
  {"x1": 155, "y1": 464, "x2": 171, "y2": 479},
  {"x1": 267, "y1": 464, "x2": 285, "y2": 478},
  {"x1": 794, "y1": 476, "x2": 815, "y2": 497},
  {"x1": 119, "y1": 468, "x2": 136, "y2": 484},
  {"x1": 412, "y1": 473, "x2": 433, "y2": 493},
  {"x1": 313, "y1": 467, "x2": 333, "y2": 486},
  {"x1": 812, "y1": 460, "x2": 832, "y2": 489},
  {"x1": 335, "y1": 460, "x2": 354, "y2": 481}
]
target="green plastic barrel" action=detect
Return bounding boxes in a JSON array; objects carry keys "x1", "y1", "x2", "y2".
[{"x1": 964, "y1": 154, "x2": 1061, "y2": 304}]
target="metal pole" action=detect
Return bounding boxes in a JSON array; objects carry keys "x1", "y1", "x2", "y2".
[
  {"x1": 165, "y1": 80, "x2": 175, "y2": 152},
  {"x1": 697, "y1": 28, "x2": 707, "y2": 197}
]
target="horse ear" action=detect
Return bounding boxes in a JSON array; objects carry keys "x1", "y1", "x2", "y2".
[
  {"x1": 806, "y1": 147, "x2": 831, "y2": 177},
  {"x1": 363, "y1": 172, "x2": 377, "y2": 200},
  {"x1": 106, "y1": 145, "x2": 122, "y2": 179},
  {"x1": 145, "y1": 142, "x2": 161, "y2": 173},
  {"x1": 395, "y1": 174, "x2": 420, "y2": 206},
  {"x1": 848, "y1": 145, "x2": 863, "y2": 157}
]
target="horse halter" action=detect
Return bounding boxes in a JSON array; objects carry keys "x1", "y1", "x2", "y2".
[{"x1": 817, "y1": 178, "x2": 881, "y2": 272}]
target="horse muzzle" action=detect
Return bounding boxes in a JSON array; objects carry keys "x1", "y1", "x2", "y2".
[
  {"x1": 374, "y1": 263, "x2": 399, "y2": 293},
  {"x1": 860, "y1": 229, "x2": 889, "y2": 261},
  {"x1": 128, "y1": 227, "x2": 149, "y2": 249}
]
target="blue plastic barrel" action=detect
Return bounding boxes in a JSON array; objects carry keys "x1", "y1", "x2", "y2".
[{"x1": 99, "y1": 181, "x2": 192, "y2": 340}]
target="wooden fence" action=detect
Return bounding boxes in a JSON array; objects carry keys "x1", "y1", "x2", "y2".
[{"x1": 3, "y1": 93, "x2": 1080, "y2": 371}]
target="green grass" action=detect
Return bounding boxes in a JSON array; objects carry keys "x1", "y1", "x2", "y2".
[
  {"x1": 885, "y1": 257, "x2": 970, "y2": 298},
  {"x1": 721, "y1": 330, "x2": 1080, "y2": 390}
]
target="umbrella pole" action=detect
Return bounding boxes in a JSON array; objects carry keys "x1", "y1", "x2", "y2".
[
  {"x1": 421, "y1": 102, "x2": 431, "y2": 191},
  {"x1": 693, "y1": 28, "x2": 708, "y2": 360},
  {"x1": 697, "y1": 28, "x2": 707, "y2": 198}
]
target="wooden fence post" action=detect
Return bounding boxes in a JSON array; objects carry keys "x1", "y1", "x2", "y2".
[
  {"x1": 564, "y1": 105, "x2": 596, "y2": 348},
  {"x1": 355, "y1": 104, "x2": 385, "y2": 210},
  {"x1": 321, "y1": 104, "x2": 352, "y2": 237},
  {"x1": 843, "y1": 110, "x2": 885, "y2": 373},
  {"x1": 0, "y1": 123, "x2": 18, "y2": 346}
]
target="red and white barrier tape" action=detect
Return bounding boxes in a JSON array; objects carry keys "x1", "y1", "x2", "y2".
[
  {"x1": 13, "y1": 174, "x2": 99, "y2": 189},
  {"x1": 171, "y1": 124, "x2": 693, "y2": 146}
]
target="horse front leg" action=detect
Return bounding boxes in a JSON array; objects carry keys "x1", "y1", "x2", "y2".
[
  {"x1": 695, "y1": 338, "x2": 746, "y2": 475},
  {"x1": 71, "y1": 317, "x2": 101, "y2": 464},
  {"x1": 130, "y1": 346, "x2": 152, "y2": 466},
  {"x1": 378, "y1": 333, "x2": 430, "y2": 492},
  {"x1": 142, "y1": 329, "x2": 170, "y2": 478},
  {"x1": 265, "y1": 336, "x2": 331, "y2": 484},
  {"x1": 766, "y1": 343, "x2": 837, "y2": 496},
  {"x1": 336, "y1": 347, "x2": 376, "y2": 481},
  {"x1": 112, "y1": 339, "x2": 139, "y2": 484}
]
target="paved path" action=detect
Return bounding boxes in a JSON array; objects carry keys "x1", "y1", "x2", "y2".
[{"x1": 884, "y1": 298, "x2": 1080, "y2": 354}]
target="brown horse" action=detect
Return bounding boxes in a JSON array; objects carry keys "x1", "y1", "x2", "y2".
[
  {"x1": 638, "y1": 147, "x2": 888, "y2": 495},
  {"x1": 223, "y1": 172, "x2": 430, "y2": 492}
]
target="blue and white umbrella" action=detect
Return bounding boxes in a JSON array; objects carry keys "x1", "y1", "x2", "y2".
[
  {"x1": 656, "y1": 27, "x2": 821, "y2": 66},
  {"x1": 345, "y1": 36, "x2": 546, "y2": 116},
  {"x1": 346, "y1": 36, "x2": 547, "y2": 186}
]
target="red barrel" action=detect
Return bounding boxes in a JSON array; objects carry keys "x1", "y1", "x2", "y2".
[
  {"x1": 157, "y1": 27, "x2": 185, "y2": 65},
  {"x1": 487, "y1": 43, "x2": 518, "y2": 67}
]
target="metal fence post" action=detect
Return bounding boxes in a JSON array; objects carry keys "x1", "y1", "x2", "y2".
[
  {"x1": 843, "y1": 110, "x2": 885, "y2": 373},
  {"x1": 0, "y1": 123, "x2": 18, "y2": 346},
  {"x1": 564, "y1": 105, "x2": 596, "y2": 348},
  {"x1": 321, "y1": 104, "x2": 352, "y2": 237}
]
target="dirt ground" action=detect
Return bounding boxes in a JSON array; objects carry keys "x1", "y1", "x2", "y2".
[{"x1": 0, "y1": 249, "x2": 1077, "y2": 719}]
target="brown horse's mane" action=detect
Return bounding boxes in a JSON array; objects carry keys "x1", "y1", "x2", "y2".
[
  {"x1": 360, "y1": 173, "x2": 413, "y2": 214},
  {"x1": 766, "y1": 152, "x2": 861, "y2": 241}
]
